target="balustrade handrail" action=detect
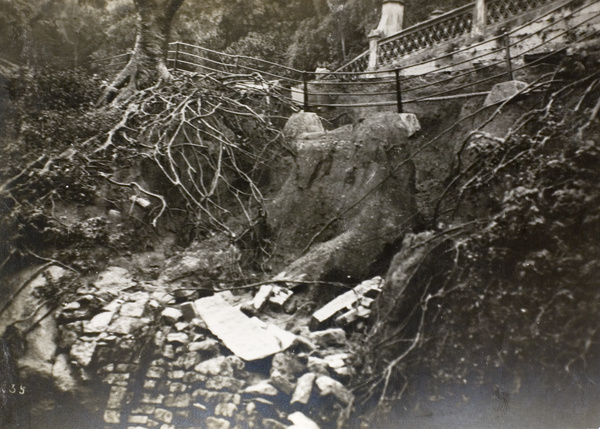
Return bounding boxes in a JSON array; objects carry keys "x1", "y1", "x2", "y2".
[
  {"x1": 486, "y1": 0, "x2": 555, "y2": 24},
  {"x1": 379, "y1": 3, "x2": 475, "y2": 46}
]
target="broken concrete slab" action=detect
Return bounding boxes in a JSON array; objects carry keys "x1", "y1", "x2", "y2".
[
  {"x1": 310, "y1": 276, "x2": 383, "y2": 331},
  {"x1": 194, "y1": 294, "x2": 295, "y2": 361}
]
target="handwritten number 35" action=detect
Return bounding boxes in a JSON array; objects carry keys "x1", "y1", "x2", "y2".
[{"x1": 1, "y1": 385, "x2": 26, "y2": 394}]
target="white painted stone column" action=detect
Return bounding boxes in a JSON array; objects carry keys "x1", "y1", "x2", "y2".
[
  {"x1": 375, "y1": 0, "x2": 405, "y2": 37},
  {"x1": 472, "y1": 0, "x2": 487, "y2": 40},
  {"x1": 368, "y1": 0, "x2": 405, "y2": 71},
  {"x1": 367, "y1": 29, "x2": 383, "y2": 71}
]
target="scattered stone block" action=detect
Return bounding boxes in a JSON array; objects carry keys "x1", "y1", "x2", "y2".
[
  {"x1": 183, "y1": 372, "x2": 206, "y2": 384},
  {"x1": 146, "y1": 418, "x2": 159, "y2": 428},
  {"x1": 205, "y1": 376, "x2": 245, "y2": 392},
  {"x1": 288, "y1": 411, "x2": 320, "y2": 429},
  {"x1": 70, "y1": 340, "x2": 97, "y2": 367},
  {"x1": 174, "y1": 321, "x2": 189, "y2": 331},
  {"x1": 128, "y1": 415, "x2": 148, "y2": 425},
  {"x1": 103, "y1": 299, "x2": 124, "y2": 312},
  {"x1": 310, "y1": 277, "x2": 383, "y2": 331},
  {"x1": 106, "y1": 386, "x2": 128, "y2": 409},
  {"x1": 484, "y1": 80, "x2": 528, "y2": 106},
  {"x1": 167, "y1": 370, "x2": 185, "y2": 380},
  {"x1": 84, "y1": 311, "x2": 115, "y2": 334},
  {"x1": 307, "y1": 357, "x2": 331, "y2": 376},
  {"x1": 168, "y1": 382, "x2": 187, "y2": 393},
  {"x1": 193, "y1": 402, "x2": 208, "y2": 411},
  {"x1": 194, "y1": 294, "x2": 295, "y2": 361},
  {"x1": 144, "y1": 379, "x2": 158, "y2": 390},
  {"x1": 315, "y1": 376, "x2": 353, "y2": 405},
  {"x1": 323, "y1": 353, "x2": 350, "y2": 370},
  {"x1": 120, "y1": 301, "x2": 147, "y2": 318},
  {"x1": 270, "y1": 370, "x2": 295, "y2": 395},
  {"x1": 291, "y1": 373, "x2": 317, "y2": 405},
  {"x1": 395, "y1": 113, "x2": 421, "y2": 137},
  {"x1": 205, "y1": 417, "x2": 231, "y2": 429},
  {"x1": 163, "y1": 393, "x2": 191, "y2": 408},
  {"x1": 308, "y1": 328, "x2": 346, "y2": 348},
  {"x1": 180, "y1": 302, "x2": 197, "y2": 321},
  {"x1": 103, "y1": 372, "x2": 130, "y2": 386},
  {"x1": 271, "y1": 353, "x2": 307, "y2": 377},
  {"x1": 94, "y1": 266, "x2": 136, "y2": 292},
  {"x1": 109, "y1": 316, "x2": 147, "y2": 335},
  {"x1": 243, "y1": 380, "x2": 278, "y2": 396},
  {"x1": 140, "y1": 393, "x2": 165, "y2": 404},
  {"x1": 104, "y1": 409, "x2": 121, "y2": 424},
  {"x1": 192, "y1": 389, "x2": 241, "y2": 405},
  {"x1": 250, "y1": 285, "x2": 273, "y2": 311},
  {"x1": 194, "y1": 356, "x2": 235, "y2": 377},
  {"x1": 146, "y1": 366, "x2": 166, "y2": 379},
  {"x1": 174, "y1": 409, "x2": 190, "y2": 419},
  {"x1": 132, "y1": 405, "x2": 156, "y2": 414},
  {"x1": 166, "y1": 332, "x2": 189, "y2": 344},
  {"x1": 161, "y1": 307, "x2": 183, "y2": 324},
  {"x1": 162, "y1": 344, "x2": 176, "y2": 360},
  {"x1": 159, "y1": 425, "x2": 175, "y2": 429},
  {"x1": 215, "y1": 402, "x2": 238, "y2": 418},
  {"x1": 335, "y1": 305, "x2": 371, "y2": 326},
  {"x1": 180, "y1": 352, "x2": 201, "y2": 369},
  {"x1": 269, "y1": 286, "x2": 293, "y2": 307},
  {"x1": 154, "y1": 408, "x2": 173, "y2": 424},
  {"x1": 188, "y1": 339, "x2": 220, "y2": 354},
  {"x1": 262, "y1": 418, "x2": 287, "y2": 429}
]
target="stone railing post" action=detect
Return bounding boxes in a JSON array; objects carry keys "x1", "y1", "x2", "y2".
[
  {"x1": 368, "y1": 0, "x2": 405, "y2": 71},
  {"x1": 472, "y1": 0, "x2": 487, "y2": 40},
  {"x1": 367, "y1": 30, "x2": 383, "y2": 71}
]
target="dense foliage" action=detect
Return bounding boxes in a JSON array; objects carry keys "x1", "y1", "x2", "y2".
[
  {"x1": 0, "y1": 0, "x2": 471, "y2": 73},
  {"x1": 354, "y1": 61, "x2": 600, "y2": 424}
]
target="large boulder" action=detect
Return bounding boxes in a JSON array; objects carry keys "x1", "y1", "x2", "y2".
[{"x1": 268, "y1": 113, "x2": 419, "y2": 283}]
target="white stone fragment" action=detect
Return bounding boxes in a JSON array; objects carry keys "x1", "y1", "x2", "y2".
[{"x1": 194, "y1": 294, "x2": 294, "y2": 361}]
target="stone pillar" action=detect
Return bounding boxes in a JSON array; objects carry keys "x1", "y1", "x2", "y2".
[
  {"x1": 375, "y1": 0, "x2": 405, "y2": 37},
  {"x1": 472, "y1": 0, "x2": 487, "y2": 40},
  {"x1": 367, "y1": 30, "x2": 383, "y2": 71}
]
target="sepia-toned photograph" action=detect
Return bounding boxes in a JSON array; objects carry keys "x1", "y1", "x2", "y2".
[{"x1": 1, "y1": 0, "x2": 599, "y2": 428}]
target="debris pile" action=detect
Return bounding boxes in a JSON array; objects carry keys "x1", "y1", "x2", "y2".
[{"x1": 15, "y1": 265, "x2": 385, "y2": 429}]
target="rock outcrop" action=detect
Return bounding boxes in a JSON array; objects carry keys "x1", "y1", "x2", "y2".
[{"x1": 268, "y1": 113, "x2": 420, "y2": 283}]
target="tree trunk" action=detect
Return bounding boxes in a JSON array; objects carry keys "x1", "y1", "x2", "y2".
[{"x1": 98, "y1": 0, "x2": 185, "y2": 105}]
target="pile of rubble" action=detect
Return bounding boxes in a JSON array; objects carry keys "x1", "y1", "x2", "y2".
[{"x1": 18, "y1": 265, "x2": 385, "y2": 429}]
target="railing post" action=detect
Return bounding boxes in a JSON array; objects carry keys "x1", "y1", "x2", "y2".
[
  {"x1": 302, "y1": 72, "x2": 310, "y2": 112},
  {"x1": 472, "y1": 0, "x2": 487, "y2": 40},
  {"x1": 174, "y1": 42, "x2": 180, "y2": 71},
  {"x1": 367, "y1": 30, "x2": 383, "y2": 71},
  {"x1": 395, "y1": 68, "x2": 403, "y2": 113},
  {"x1": 504, "y1": 32, "x2": 513, "y2": 80}
]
